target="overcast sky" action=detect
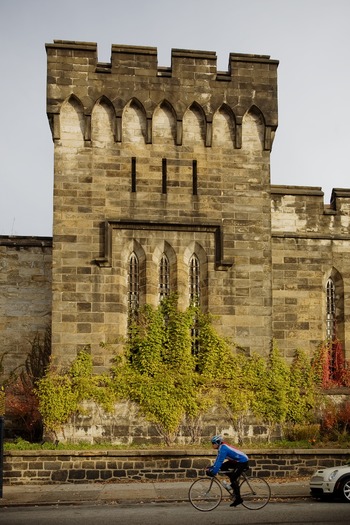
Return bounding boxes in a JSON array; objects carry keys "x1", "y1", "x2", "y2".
[{"x1": 1, "y1": 0, "x2": 349, "y2": 237}]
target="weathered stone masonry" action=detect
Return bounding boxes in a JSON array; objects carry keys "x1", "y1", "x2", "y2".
[
  {"x1": 1, "y1": 41, "x2": 350, "y2": 443},
  {"x1": 46, "y1": 40, "x2": 350, "y2": 365},
  {"x1": 0, "y1": 236, "x2": 52, "y2": 373},
  {"x1": 3, "y1": 449, "x2": 350, "y2": 485},
  {"x1": 46, "y1": 40, "x2": 278, "y2": 368}
]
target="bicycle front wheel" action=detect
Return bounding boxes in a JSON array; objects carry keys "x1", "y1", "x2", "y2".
[
  {"x1": 188, "y1": 477, "x2": 222, "y2": 511},
  {"x1": 240, "y1": 476, "x2": 271, "y2": 510}
]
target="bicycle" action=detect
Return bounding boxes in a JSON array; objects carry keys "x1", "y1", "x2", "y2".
[{"x1": 188, "y1": 469, "x2": 271, "y2": 512}]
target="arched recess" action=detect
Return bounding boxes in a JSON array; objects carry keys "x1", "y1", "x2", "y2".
[
  {"x1": 122, "y1": 98, "x2": 147, "y2": 143},
  {"x1": 91, "y1": 96, "x2": 115, "y2": 146},
  {"x1": 120, "y1": 239, "x2": 147, "y2": 315},
  {"x1": 242, "y1": 105, "x2": 265, "y2": 151},
  {"x1": 60, "y1": 95, "x2": 85, "y2": 145},
  {"x1": 183, "y1": 102, "x2": 206, "y2": 145},
  {"x1": 183, "y1": 241, "x2": 208, "y2": 311},
  {"x1": 152, "y1": 241, "x2": 177, "y2": 304},
  {"x1": 325, "y1": 267, "x2": 344, "y2": 345},
  {"x1": 152, "y1": 100, "x2": 177, "y2": 145},
  {"x1": 212, "y1": 104, "x2": 236, "y2": 148}
]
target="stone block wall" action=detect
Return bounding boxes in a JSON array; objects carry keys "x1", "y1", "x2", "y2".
[
  {"x1": 3, "y1": 449, "x2": 350, "y2": 485},
  {"x1": 0, "y1": 237, "x2": 52, "y2": 376},
  {"x1": 271, "y1": 187, "x2": 350, "y2": 359},
  {"x1": 46, "y1": 41, "x2": 279, "y2": 369}
]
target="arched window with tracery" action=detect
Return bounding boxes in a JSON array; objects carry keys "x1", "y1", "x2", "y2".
[
  {"x1": 189, "y1": 254, "x2": 200, "y2": 306},
  {"x1": 159, "y1": 254, "x2": 170, "y2": 301},
  {"x1": 326, "y1": 277, "x2": 336, "y2": 340},
  {"x1": 189, "y1": 254, "x2": 200, "y2": 357},
  {"x1": 128, "y1": 252, "x2": 139, "y2": 316}
]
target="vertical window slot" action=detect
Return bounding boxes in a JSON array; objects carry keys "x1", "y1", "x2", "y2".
[
  {"x1": 131, "y1": 157, "x2": 136, "y2": 193},
  {"x1": 192, "y1": 160, "x2": 198, "y2": 195},
  {"x1": 162, "y1": 158, "x2": 167, "y2": 194}
]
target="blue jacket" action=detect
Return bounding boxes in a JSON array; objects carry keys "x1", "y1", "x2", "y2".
[{"x1": 210, "y1": 443, "x2": 249, "y2": 475}]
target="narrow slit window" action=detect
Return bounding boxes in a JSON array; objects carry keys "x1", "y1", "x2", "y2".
[
  {"x1": 131, "y1": 157, "x2": 136, "y2": 193},
  {"x1": 159, "y1": 254, "x2": 170, "y2": 301},
  {"x1": 326, "y1": 277, "x2": 336, "y2": 340},
  {"x1": 189, "y1": 254, "x2": 200, "y2": 306},
  {"x1": 128, "y1": 252, "x2": 139, "y2": 316},
  {"x1": 189, "y1": 254, "x2": 200, "y2": 357},
  {"x1": 192, "y1": 160, "x2": 198, "y2": 196},
  {"x1": 162, "y1": 158, "x2": 167, "y2": 194}
]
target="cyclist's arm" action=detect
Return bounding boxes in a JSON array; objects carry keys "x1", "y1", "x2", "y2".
[{"x1": 210, "y1": 446, "x2": 227, "y2": 475}]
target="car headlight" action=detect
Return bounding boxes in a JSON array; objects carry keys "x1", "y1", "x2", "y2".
[{"x1": 327, "y1": 470, "x2": 338, "y2": 481}]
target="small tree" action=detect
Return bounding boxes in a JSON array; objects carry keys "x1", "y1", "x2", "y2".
[
  {"x1": 4, "y1": 326, "x2": 51, "y2": 441},
  {"x1": 287, "y1": 348, "x2": 317, "y2": 425},
  {"x1": 311, "y1": 338, "x2": 350, "y2": 389},
  {"x1": 36, "y1": 350, "x2": 116, "y2": 438},
  {"x1": 222, "y1": 353, "x2": 263, "y2": 444},
  {"x1": 252, "y1": 342, "x2": 290, "y2": 441}
]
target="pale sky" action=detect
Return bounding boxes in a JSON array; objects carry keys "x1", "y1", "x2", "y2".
[{"x1": 1, "y1": 0, "x2": 349, "y2": 236}]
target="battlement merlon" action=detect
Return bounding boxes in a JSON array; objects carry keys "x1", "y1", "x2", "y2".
[{"x1": 46, "y1": 40, "x2": 278, "y2": 127}]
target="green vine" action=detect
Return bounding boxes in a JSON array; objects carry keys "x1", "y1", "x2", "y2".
[
  {"x1": 33, "y1": 299, "x2": 350, "y2": 445},
  {"x1": 35, "y1": 350, "x2": 116, "y2": 433}
]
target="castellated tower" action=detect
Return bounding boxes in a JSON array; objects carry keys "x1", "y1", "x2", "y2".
[{"x1": 46, "y1": 40, "x2": 278, "y2": 370}]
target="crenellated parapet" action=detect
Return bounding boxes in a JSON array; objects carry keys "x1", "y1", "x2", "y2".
[
  {"x1": 271, "y1": 186, "x2": 350, "y2": 238},
  {"x1": 46, "y1": 40, "x2": 278, "y2": 150}
]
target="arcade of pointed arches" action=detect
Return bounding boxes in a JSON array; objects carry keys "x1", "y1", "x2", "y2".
[
  {"x1": 58, "y1": 94, "x2": 265, "y2": 149},
  {"x1": 127, "y1": 248, "x2": 202, "y2": 316}
]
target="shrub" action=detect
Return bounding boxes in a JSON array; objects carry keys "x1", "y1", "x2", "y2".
[
  {"x1": 3, "y1": 326, "x2": 51, "y2": 441},
  {"x1": 36, "y1": 350, "x2": 116, "y2": 437}
]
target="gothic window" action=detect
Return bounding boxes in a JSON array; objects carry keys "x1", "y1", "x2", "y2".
[
  {"x1": 128, "y1": 252, "x2": 139, "y2": 316},
  {"x1": 189, "y1": 254, "x2": 200, "y2": 357},
  {"x1": 326, "y1": 277, "x2": 336, "y2": 340},
  {"x1": 189, "y1": 254, "x2": 200, "y2": 306},
  {"x1": 159, "y1": 254, "x2": 170, "y2": 301}
]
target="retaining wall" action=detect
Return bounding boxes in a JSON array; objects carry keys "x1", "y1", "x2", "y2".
[{"x1": 3, "y1": 449, "x2": 350, "y2": 485}]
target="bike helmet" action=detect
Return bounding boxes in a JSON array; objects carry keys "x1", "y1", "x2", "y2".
[{"x1": 211, "y1": 435, "x2": 223, "y2": 445}]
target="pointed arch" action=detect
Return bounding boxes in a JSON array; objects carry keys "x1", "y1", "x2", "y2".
[
  {"x1": 121, "y1": 239, "x2": 147, "y2": 313},
  {"x1": 128, "y1": 252, "x2": 139, "y2": 315},
  {"x1": 122, "y1": 98, "x2": 147, "y2": 143},
  {"x1": 60, "y1": 94, "x2": 85, "y2": 145},
  {"x1": 153, "y1": 241, "x2": 177, "y2": 303},
  {"x1": 212, "y1": 104, "x2": 236, "y2": 147},
  {"x1": 183, "y1": 102, "x2": 206, "y2": 145},
  {"x1": 184, "y1": 241, "x2": 208, "y2": 310},
  {"x1": 91, "y1": 96, "x2": 115, "y2": 145},
  {"x1": 189, "y1": 254, "x2": 200, "y2": 306},
  {"x1": 152, "y1": 100, "x2": 177, "y2": 144},
  {"x1": 325, "y1": 267, "x2": 344, "y2": 343},
  {"x1": 159, "y1": 253, "x2": 170, "y2": 301},
  {"x1": 242, "y1": 105, "x2": 265, "y2": 151}
]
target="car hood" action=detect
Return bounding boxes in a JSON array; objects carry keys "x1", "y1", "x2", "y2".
[{"x1": 313, "y1": 464, "x2": 350, "y2": 477}]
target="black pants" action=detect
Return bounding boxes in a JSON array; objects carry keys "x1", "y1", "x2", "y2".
[{"x1": 220, "y1": 460, "x2": 249, "y2": 498}]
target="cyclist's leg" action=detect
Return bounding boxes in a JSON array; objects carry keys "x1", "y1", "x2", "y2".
[
  {"x1": 220, "y1": 460, "x2": 236, "y2": 490},
  {"x1": 228, "y1": 462, "x2": 249, "y2": 504}
]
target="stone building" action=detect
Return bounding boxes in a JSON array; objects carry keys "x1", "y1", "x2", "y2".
[
  {"x1": 1, "y1": 40, "x2": 350, "y2": 380},
  {"x1": 0, "y1": 236, "x2": 52, "y2": 375}
]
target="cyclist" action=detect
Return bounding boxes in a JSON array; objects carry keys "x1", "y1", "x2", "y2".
[{"x1": 206, "y1": 435, "x2": 249, "y2": 507}]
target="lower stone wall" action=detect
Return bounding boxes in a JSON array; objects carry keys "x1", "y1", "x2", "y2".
[
  {"x1": 0, "y1": 236, "x2": 52, "y2": 377},
  {"x1": 3, "y1": 449, "x2": 350, "y2": 485}
]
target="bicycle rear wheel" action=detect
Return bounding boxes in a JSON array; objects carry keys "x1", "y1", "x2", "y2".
[
  {"x1": 240, "y1": 476, "x2": 271, "y2": 510},
  {"x1": 188, "y1": 477, "x2": 222, "y2": 511}
]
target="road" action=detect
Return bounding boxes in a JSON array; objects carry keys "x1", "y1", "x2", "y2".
[{"x1": 0, "y1": 501, "x2": 349, "y2": 525}]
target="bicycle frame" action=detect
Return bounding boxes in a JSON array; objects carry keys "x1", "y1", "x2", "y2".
[{"x1": 188, "y1": 470, "x2": 271, "y2": 512}]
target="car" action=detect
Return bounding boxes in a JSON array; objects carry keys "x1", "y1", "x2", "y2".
[{"x1": 310, "y1": 463, "x2": 350, "y2": 502}]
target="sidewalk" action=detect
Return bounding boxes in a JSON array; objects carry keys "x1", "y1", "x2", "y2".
[{"x1": 0, "y1": 479, "x2": 310, "y2": 507}]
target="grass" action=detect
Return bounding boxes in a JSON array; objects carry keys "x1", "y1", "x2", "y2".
[{"x1": 4, "y1": 437, "x2": 350, "y2": 451}]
